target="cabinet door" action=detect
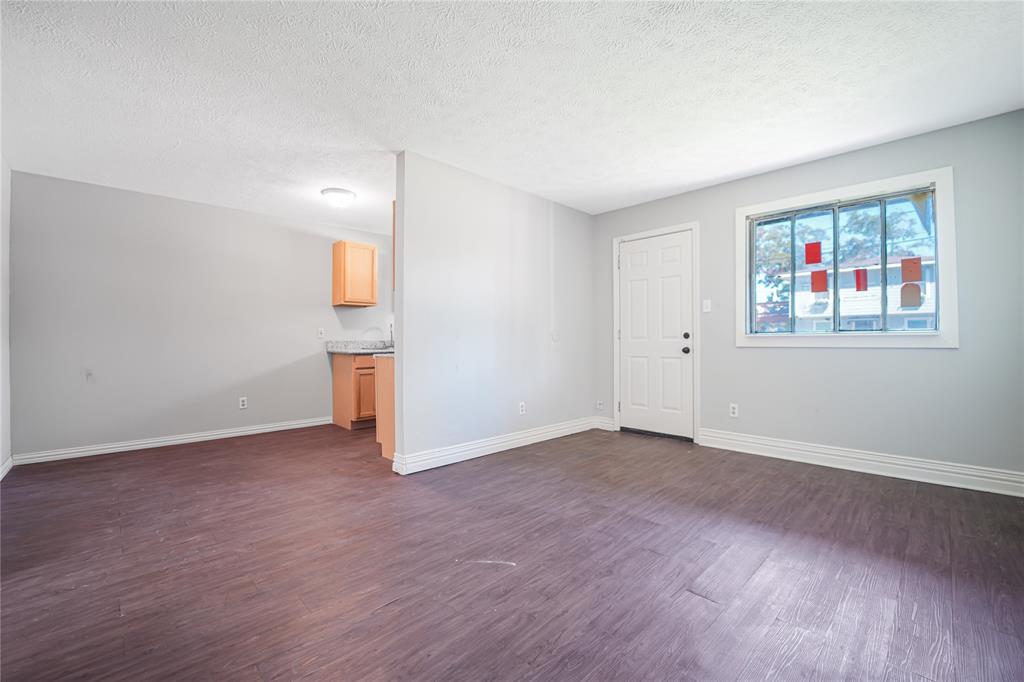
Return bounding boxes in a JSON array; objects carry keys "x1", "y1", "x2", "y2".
[
  {"x1": 355, "y1": 368, "x2": 376, "y2": 419},
  {"x1": 332, "y1": 241, "x2": 378, "y2": 306},
  {"x1": 344, "y1": 242, "x2": 377, "y2": 305}
]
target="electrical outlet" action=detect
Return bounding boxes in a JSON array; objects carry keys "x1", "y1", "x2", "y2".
[
  {"x1": 317, "y1": 327, "x2": 325, "y2": 339},
  {"x1": 518, "y1": 401, "x2": 527, "y2": 415},
  {"x1": 703, "y1": 299, "x2": 712, "y2": 313},
  {"x1": 596, "y1": 400, "x2": 604, "y2": 411},
  {"x1": 729, "y1": 403, "x2": 739, "y2": 418},
  {"x1": 239, "y1": 396, "x2": 248, "y2": 410}
]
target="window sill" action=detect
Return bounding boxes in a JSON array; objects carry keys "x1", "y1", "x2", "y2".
[{"x1": 736, "y1": 330, "x2": 958, "y2": 349}]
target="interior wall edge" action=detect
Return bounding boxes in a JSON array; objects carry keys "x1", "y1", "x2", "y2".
[{"x1": 1, "y1": 155, "x2": 11, "y2": 475}]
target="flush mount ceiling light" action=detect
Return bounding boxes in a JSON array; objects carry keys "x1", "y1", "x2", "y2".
[{"x1": 320, "y1": 187, "x2": 357, "y2": 207}]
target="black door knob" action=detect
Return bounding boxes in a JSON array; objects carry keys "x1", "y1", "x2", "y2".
[
  {"x1": 683, "y1": 332, "x2": 690, "y2": 339},
  {"x1": 682, "y1": 347, "x2": 691, "y2": 354}
]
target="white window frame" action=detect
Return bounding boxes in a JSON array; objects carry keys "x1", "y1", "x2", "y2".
[{"x1": 735, "y1": 167, "x2": 959, "y2": 348}]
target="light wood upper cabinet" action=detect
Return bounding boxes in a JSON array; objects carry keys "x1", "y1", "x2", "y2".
[{"x1": 333, "y1": 240, "x2": 377, "y2": 306}]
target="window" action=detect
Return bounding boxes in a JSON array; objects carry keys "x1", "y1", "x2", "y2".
[
  {"x1": 735, "y1": 168, "x2": 959, "y2": 348},
  {"x1": 749, "y1": 187, "x2": 935, "y2": 335}
]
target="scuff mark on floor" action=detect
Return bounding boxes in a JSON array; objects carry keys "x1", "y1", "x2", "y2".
[{"x1": 465, "y1": 559, "x2": 517, "y2": 567}]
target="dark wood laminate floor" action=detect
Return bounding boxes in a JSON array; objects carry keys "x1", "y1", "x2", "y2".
[{"x1": 2, "y1": 426, "x2": 1022, "y2": 681}]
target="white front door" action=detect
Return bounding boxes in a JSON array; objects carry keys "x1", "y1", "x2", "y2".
[{"x1": 619, "y1": 230, "x2": 694, "y2": 438}]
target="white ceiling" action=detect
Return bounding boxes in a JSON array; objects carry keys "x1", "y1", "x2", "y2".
[{"x1": 3, "y1": 2, "x2": 1022, "y2": 235}]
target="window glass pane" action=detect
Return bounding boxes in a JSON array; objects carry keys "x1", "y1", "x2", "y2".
[
  {"x1": 752, "y1": 217, "x2": 791, "y2": 333},
  {"x1": 837, "y1": 201, "x2": 882, "y2": 331},
  {"x1": 793, "y1": 209, "x2": 834, "y2": 333},
  {"x1": 885, "y1": 191, "x2": 936, "y2": 330}
]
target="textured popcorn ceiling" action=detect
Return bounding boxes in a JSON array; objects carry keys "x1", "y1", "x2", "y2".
[{"x1": 3, "y1": 2, "x2": 1022, "y2": 234}]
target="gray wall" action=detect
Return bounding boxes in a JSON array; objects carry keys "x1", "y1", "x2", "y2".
[
  {"x1": 1, "y1": 157, "x2": 11, "y2": 471},
  {"x1": 594, "y1": 110, "x2": 1024, "y2": 472},
  {"x1": 10, "y1": 173, "x2": 393, "y2": 455},
  {"x1": 397, "y1": 152, "x2": 595, "y2": 455}
]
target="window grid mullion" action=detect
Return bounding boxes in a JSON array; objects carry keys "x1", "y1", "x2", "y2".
[
  {"x1": 880, "y1": 199, "x2": 888, "y2": 330},
  {"x1": 789, "y1": 215, "x2": 796, "y2": 333},
  {"x1": 748, "y1": 218, "x2": 755, "y2": 333},
  {"x1": 832, "y1": 207, "x2": 840, "y2": 332},
  {"x1": 931, "y1": 193, "x2": 939, "y2": 331}
]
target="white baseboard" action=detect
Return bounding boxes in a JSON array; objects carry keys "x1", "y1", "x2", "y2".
[
  {"x1": 699, "y1": 428, "x2": 1024, "y2": 498},
  {"x1": 0, "y1": 455, "x2": 12, "y2": 481},
  {"x1": 393, "y1": 416, "x2": 613, "y2": 475},
  {"x1": 11, "y1": 417, "x2": 333, "y2": 467}
]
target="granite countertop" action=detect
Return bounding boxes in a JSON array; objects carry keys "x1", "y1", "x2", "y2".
[{"x1": 325, "y1": 340, "x2": 394, "y2": 355}]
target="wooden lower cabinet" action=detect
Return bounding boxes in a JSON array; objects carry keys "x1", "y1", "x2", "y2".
[
  {"x1": 354, "y1": 367, "x2": 376, "y2": 420},
  {"x1": 332, "y1": 354, "x2": 376, "y2": 429},
  {"x1": 374, "y1": 355, "x2": 395, "y2": 460}
]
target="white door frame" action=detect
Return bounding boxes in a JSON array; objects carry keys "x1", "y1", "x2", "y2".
[{"x1": 612, "y1": 222, "x2": 701, "y2": 442}]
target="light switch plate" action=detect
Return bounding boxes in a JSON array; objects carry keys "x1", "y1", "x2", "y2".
[{"x1": 702, "y1": 299, "x2": 712, "y2": 313}]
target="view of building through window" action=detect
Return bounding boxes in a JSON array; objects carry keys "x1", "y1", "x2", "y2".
[{"x1": 750, "y1": 187, "x2": 936, "y2": 334}]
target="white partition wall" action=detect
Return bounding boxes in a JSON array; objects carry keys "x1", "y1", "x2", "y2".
[{"x1": 394, "y1": 152, "x2": 601, "y2": 473}]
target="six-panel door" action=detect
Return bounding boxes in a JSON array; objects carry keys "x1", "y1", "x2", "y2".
[{"x1": 619, "y1": 231, "x2": 694, "y2": 438}]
